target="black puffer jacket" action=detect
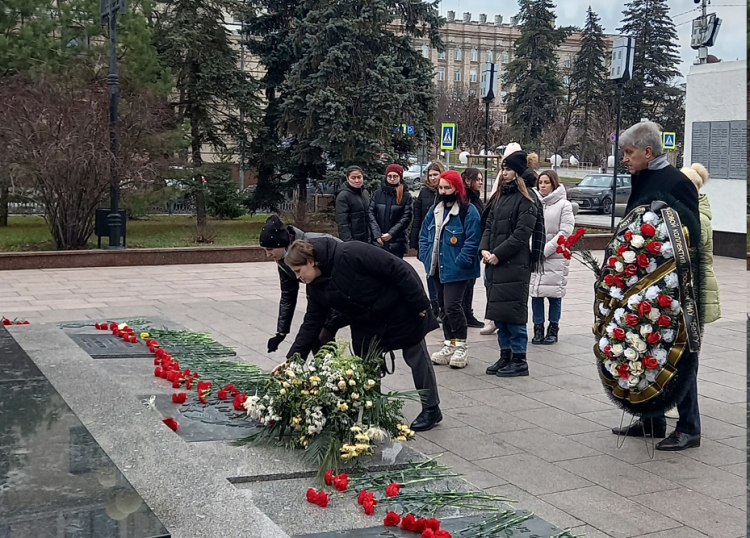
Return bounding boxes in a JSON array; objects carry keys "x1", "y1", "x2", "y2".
[
  {"x1": 287, "y1": 238, "x2": 437, "y2": 359},
  {"x1": 480, "y1": 181, "x2": 539, "y2": 325},
  {"x1": 409, "y1": 185, "x2": 437, "y2": 249},
  {"x1": 335, "y1": 183, "x2": 371, "y2": 242},
  {"x1": 467, "y1": 189, "x2": 485, "y2": 216},
  {"x1": 368, "y1": 184, "x2": 413, "y2": 258}
]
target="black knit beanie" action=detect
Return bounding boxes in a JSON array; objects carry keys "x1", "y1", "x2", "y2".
[
  {"x1": 502, "y1": 151, "x2": 528, "y2": 177},
  {"x1": 259, "y1": 215, "x2": 290, "y2": 249}
]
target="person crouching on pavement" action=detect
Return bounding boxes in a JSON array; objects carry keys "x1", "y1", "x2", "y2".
[
  {"x1": 482, "y1": 151, "x2": 545, "y2": 378},
  {"x1": 259, "y1": 215, "x2": 345, "y2": 354},
  {"x1": 418, "y1": 170, "x2": 482, "y2": 369},
  {"x1": 283, "y1": 237, "x2": 443, "y2": 432}
]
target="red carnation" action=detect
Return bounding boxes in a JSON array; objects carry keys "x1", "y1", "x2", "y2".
[
  {"x1": 603, "y1": 274, "x2": 614, "y2": 286},
  {"x1": 421, "y1": 529, "x2": 435, "y2": 538},
  {"x1": 556, "y1": 246, "x2": 563, "y2": 254},
  {"x1": 172, "y1": 380, "x2": 181, "y2": 389},
  {"x1": 657, "y1": 315, "x2": 671, "y2": 328},
  {"x1": 426, "y1": 518, "x2": 441, "y2": 532},
  {"x1": 576, "y1": 227, "x2": 586, "y2": 236},
  {"x1": 306, "y1": 488, "x2": 317, "y2": 503},
  {"x1": 657, "y1": 294, "x2": 673, "y2": 308},
  {"x1": 162, "y1": 417, "x2": 179, "y2": 432},
  {"x1": 385, "y1": 483, "x2": 401, "y2": 497},
  {"x1": 647, "y1": 332, "x2": 661, "y2": 344},
  {"x1": 231, "y1": 388, "x2": 240, "y2": 396},
  {"x1": 217, "y1": 390, "x2": 228, "y2": 400},
  {"x1": 642, "y1": 356, "x2": 658, "y2": 369},
  {"x1": 636, "y1": 254, "x2": 649, "y2": 268},
  {"x1": 624, "y1": 230, "x2": 633, "y2": 241},
  {"x1": 198, "y1": 393, "x2": 208, "y2": 404},
  {"x1": 562, "y1": 250, "x2": 571, "y2": 260},
  {"x1": 109, "y1": 322, "x2": 117, "y2": 330},
  {"x1": 613, "y1": 274, "x2": 626, "y2": 289},
  {"x1": 624, "y1": 264, "x2": 638, "y2": 277},
  {"x1": 325, "y1": 469, "x2": 334, "y2": 486},
  {"x1": 172, "y1": 392, "x2": 187, "y2": 404},
  {"x1": 640, "y1": 223, "x2": 656, "y2": 237},
  {"x1": 617, "y1": 244, "x2": 628, "y2": 256},
  {"x1": 384, "y1": 512, "x2": 401, "y2": 526},
  {"x1": 646, "y1": 241, "x2": 662, "y2": 255},
  {"x1": 616, "y1": 363, "x2": 630, "y2": 379},
  {"x1": 557, "y1": 235, "x2": 566, "y2": 245},
  {"x1": 638, "y1": 301, "x2": 652, "y2": 317},
  {"x1": 401, "y1": 514, "x2": 418, "y2": 532},
  {"x1": 625, "y1": 314, "x2": 640, "y2": 327},
  {"x1": 233, "y1": 393, "x2": 246, "y2": 410},
  {"x1": 358, "y1": 489, "x2": 372, "y2": 505},
  {"x1": 315, "y1": 491, "x2": 329, "y2": 507},
  {"x1": 607, "y1": 256, "x2": 617, "y2": 267},
  {"x1": 223, "y1": 384, "x2": 234, "y2": 392},
  {"x1": 363, "y1": 498, "x2": 376, "y2": 515},
  {"x1": 414, "y1": 518, "x2": 428, "y2": 533},
  {"x1": 159, "y1": 369, "x2": 168, "y2": 379},
  {"x1": 435, "y1": 531, "x2": 452, "y2": 538},
  {"x1": 23, "y1": 320, "x2": 30, "y2": 325},
  {"x1": 186, "y1": 378, "x2": 193, "y2": 390},
  {"x1": 333, "y1": 473, "x2": 349, "y2": 492},
  {"x1": 612, "y1": 327, "x2": 626, "y2": 340},
  {"x1": 154, "y1": 367, "x2": 162, "y2": 377}
]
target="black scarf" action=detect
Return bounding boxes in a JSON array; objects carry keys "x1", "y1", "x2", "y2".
[{"x1": 501, "y1": 180, "x2": 545, "y2": 274}]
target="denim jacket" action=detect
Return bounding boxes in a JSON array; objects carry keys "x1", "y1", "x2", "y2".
[{"x1": 418, "y1": 201, "x2": 481, "y2": 283}]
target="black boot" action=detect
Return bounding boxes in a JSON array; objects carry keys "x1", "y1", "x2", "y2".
[
  {"x1": 541, "y1": 323, "x2": 559, "y2": 345},
  {"x1": 496, "y1": 352, "x2": 529, "y2": 377},
  {"x1": 410, "y1": 405, "x2": 443, "y2": 432},
  {"x1": 531, "y1": 324, "x2": 545, "y2": 345},
  {"x1": 486, "y1": 349, "x2": 511, "y2": 375},
  {"x1": 431, "y1": 301, "x2": 440, "y2": 319}
]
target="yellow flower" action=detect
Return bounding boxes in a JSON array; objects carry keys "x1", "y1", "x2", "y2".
[
  {"x1": 350, "y1": 425, "x2": 362, "y2": 433},
  {"x1": 291, "y1": 416, "x2": 301, "y2": 425},
  {"x1": 309, "y1": 375, "x2": 320, "y2": 386},
  {"x1": 292, "y1": 378, "x2": 301, "y2": 385},
  {"x1": 407, "y1": 429, "x2": 415, "y2": 437},
  {"x1": 341, "y1": 453, "x2": 354, "y2": 460},
  {"x1": 338, "y1": 380, "x2": 347, "y2": 390},
  {"x1": 397, "y1": 424, "x2": 409, "y2": 432},
  {"x1": 279, "y1": 388, "x2": 286, "y2": 395},
  {"x1": 350, "y1": 393, "x2": 359, "y2": 400},
  {"x1": 345, "y1": 369, "x2": 354, "y2": 377},
  {"x1": 337, "y1": 401, "x2": 349, "y2": 411},
  {"x1": 396, "y1": 435, "x2": 407, "y2": 441},
  {"x1": 285, "y1": 370, "x2": 296, "y2": 378},
  {"x1": 355, "y1": 443, "x2": 370, "y2": 452},
  {"x1": 355, "y1": 433, "x2": 370, "y2": 443},
  {"x1": 341, "y1": 444, "x2": 357, "y2": 454},
  {"x1": 301, "y1": 390, "x2": 310, "y2": 396},
  {"x1": 282, "y1": 381, "x2": 290, "y2": 389},
  {"x1": 310, "y1": 389, "x2": 319, "y2": 395},
  {"x1": 348, "y1": 379, "x2": 356, "y2": 387},
  {"x1": 140, "y1": 332, "x2": 149, "y2": 339},
  {"x1": 365, "y1": 401, "x2": 373, "y2": 409}
]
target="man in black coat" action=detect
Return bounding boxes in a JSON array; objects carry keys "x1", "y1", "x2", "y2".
[
  {"x1": 259, "y1": 215, "x2": 345, "y2": 353},
  {"x1": 284, "y1": 237, "x2": 442, "y2": 432},
  {"x1": 610, "y1": 121, "x2": 703, "y2": 451}
]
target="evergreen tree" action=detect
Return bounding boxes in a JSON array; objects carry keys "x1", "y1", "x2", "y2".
[
  {"x1": 570, "y1": 7, "x2": 607, "y2": 164},
  {"x1": 504, "y1": 0, "x2": 572, "y2": 144},
  {"x1": 154, "y1": 0, "x2": 261, "y2": 232},
  {"x1": 279, "y1": 0, "x2": 443, "y2": 185},
  {"x1": 618, "y1": 0, "x2": 683, "y2": 132}
]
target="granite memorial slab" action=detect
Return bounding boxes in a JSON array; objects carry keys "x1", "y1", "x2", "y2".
[
  {"x1": 0, "y1": 326, "x2": 170, "y2": 538},
  {"x1": 66, "y1": 332, "x2": 155, "y2": 359}
]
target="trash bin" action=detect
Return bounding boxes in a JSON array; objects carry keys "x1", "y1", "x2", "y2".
[{"x1": 95, "y1": 209, "x2": 127, "y2": 248}]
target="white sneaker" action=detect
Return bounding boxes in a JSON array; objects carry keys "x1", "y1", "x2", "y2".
[
  {"x1": 449, "y1": 341, "x2": 469, "y2": 368},
  {"x1": 480, "y1": 321, "x2": 497, "y2": 336},
  {"x1": 664, "y1": 407, "x2": 679, "y2": 419},
  {"x1": 431, "y1": 340, "x2": 455, "y2": 365}
]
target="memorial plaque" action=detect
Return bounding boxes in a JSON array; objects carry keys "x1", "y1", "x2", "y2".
[
  {"x1": 294, "y1": 512, "x2": 561, "y2": 537},
  {"x1": 67, "y1": 333, "x2": 154, "y2": 359},
  {"x1": 728, "y1": 120, "x2": 747, "y2": 179},
  {"x1": 708, "y1": 121, "x2": 730, "y2": 179},
  {"x1": 691, "y1": 121, "x2": 711, "y2": 168}
]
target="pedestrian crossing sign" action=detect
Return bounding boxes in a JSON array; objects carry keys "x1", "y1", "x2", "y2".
[
  {"x1": 441, "y1": 123, "x2": 456, "y2": 150},
  {"x1": 662, "y1": 132, "x2": 676, "y2": 150}
]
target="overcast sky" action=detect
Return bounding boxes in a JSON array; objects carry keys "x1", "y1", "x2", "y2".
[{"x1": 437, "y1": 0, "x2": 746, "y2": 79}]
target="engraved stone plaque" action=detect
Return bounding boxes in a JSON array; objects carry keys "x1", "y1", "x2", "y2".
[
  {"x1": 708, "y1": 121, "x2": 730, "y2": 179},
  {"x1": 691, "y1": 121, "x2": 711, "y2": 168},
  {"x1": 728, "y1": 120, "x2": 747, "y2": 179},
  {"x1": 67, "y1": 333, "x2": 154, "y2": 359}
]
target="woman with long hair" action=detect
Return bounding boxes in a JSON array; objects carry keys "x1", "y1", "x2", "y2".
[
  {"x1": 418, "y1": 170, "x2": 482, "y2": 369},
  {"x1": 368, "y1": 164, "x2": 413, "y2": 258},
  {"x1": 459, "y1": 167, "x2": 485, "y2": 329},
  {"x1": 481, "y1": 151, "x2": 545, "y2": 378},
  {"x1": 335, "y1": 166, "x2": 371, "y2": 242},
  {"x1": 410, "y1": 161, "x2": 445, "y2": 318},
  {"x1": 529, "y1": 170, "x2": 574, "y2": 346}
]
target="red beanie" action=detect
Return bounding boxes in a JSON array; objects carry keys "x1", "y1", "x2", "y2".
[
  {"x1": 385, "y1": 164, "x2": 404, "y2": 180},
  {"x1": 439, "y1": 170, "x2": 467, "y2": 201}
]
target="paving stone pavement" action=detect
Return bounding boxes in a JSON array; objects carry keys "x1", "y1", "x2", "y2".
[{"x1": 0, "y1": 253, "x2": 745, "y2": 538}]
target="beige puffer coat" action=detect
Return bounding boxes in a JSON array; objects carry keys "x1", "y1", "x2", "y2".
[{"x1": 529, "y1": 185, "x2": 575, "y2": 299}]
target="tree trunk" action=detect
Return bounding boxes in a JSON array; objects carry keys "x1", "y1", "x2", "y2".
[
  {"x1": 0, "y1": 180, "x2": 8, "y2": 227},
  {"x1": 295, "y1": 178, "x2": 307, "y2": 225}
]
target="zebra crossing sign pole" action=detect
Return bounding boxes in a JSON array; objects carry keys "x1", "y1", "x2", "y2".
[{"x1": 441, "y1": 123, "x2": 456, "y2": 167}]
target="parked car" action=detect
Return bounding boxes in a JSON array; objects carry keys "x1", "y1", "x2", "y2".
[
  {"x1": 566, "y1": 174, "x2": 631, "y2": 214},
  {"x1": 403, "y1": 163, "x2": 427, "y2": 188}
]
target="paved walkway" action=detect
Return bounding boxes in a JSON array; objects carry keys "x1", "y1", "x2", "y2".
[{"x1": 0, "y1": 254, "x2": 745, "y2": 538}]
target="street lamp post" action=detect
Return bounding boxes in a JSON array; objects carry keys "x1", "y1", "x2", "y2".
[
  {"x1": 480, "y1": 62, "x2": 497, "y2": 203},
  {"x1": 101, "y1": 0, "x2": 126, "y2": 249}
]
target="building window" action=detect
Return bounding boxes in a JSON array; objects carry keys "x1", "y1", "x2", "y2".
[
  {"x1": 437, "y1": 50, "x2": 446, "y2": 60},
  {"x1": 564, "y1": 55, "x2": 571, "y2": 68},
  {"x1": 454, "y1": 69, "x2": 461, "y2": 82},
  {"x1": 471, "y1": 48, "x2": 478, "y2": 62},
  {"x1": 501, "y1": 51, "x2": 509, "y2": 64},
  {"x1": 500, "y1": 113, "x2": 508, "y2": 124},
  {"x1": 500, "y1": 90, "x2": 507, "y2": 103},
  {"x1": 454, "y1": 48, "x2": 462, "y2": 61},
  {"x1": 469, "y1": 69, "x2": 477, "y2": 82},
  {"x1": 421, "y1": 45, "x2": 429, "y2": 58},
  {"x1": 437, "y1": 67, "x2": 445, "y2": 81},
  {"x1": 485, "y1": 50, "x2": 493, "y2": 63}
]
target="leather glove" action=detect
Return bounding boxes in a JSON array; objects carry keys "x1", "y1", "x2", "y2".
[{"x1": 267, "y1": 333, "x2": 286, "y2": 353}]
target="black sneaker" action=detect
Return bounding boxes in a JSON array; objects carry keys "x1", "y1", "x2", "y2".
[{"x1": 466, "y1": 316, "x2": 484, "y2": 328}]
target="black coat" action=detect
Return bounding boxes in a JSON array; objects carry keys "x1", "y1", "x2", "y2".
[
  {"x1": 287, "y1": 238, "x2": 437, "y2": 359},
  {"x1": 626, "y1": 163, "x2": 699, "y2": 216},
  {"x1": 368, "y1": 184, "x2": 413, "y2": 257},
  {"x1": 479, "y1": 182, "x2": 539, "y2": 325},
  {"x1": 467, "y1": 189, "x2": 485, "y2": 216},
  {"x1": 409, "y1": 186, "x2": 437, "y2": 249},
  {"x1": 335, "y1": 183, "x2": 371, "y2": 242}
]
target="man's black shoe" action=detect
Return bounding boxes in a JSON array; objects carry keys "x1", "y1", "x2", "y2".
[
  {"x1": 611, "y1": 419, "x2": 666, "y2": 438},
  {"x1": 656, "y1": 431, "x2": 701, "y2": 451},
  {"x1": 496, "y1": 352, "x2": 529, "y2": 377},
  {"x1": 486, "y1": 349, "x2": 511, "y2": 375},
  {"x1": 410, "y1": 406, "x2": 443, "y2": 432},
  {"x1": 466, "y1": 316, "x2": 484, "y2": 328}
]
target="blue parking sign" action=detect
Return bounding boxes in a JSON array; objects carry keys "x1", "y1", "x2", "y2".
[
  {"x1": 406, "y1": 125, "x2": 414, "y2": 135},
  {"x1": 441, "y1": 123, "x2": 456, "y2": 150}
]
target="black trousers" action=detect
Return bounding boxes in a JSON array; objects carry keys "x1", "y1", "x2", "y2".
[
  {"x1": 434, "y1": 267, "x2": 469, "y2": 340},
  {"x1": 462, "y1": 277, "x2": 478, "y2": 320},
  {"x1": 650, "y1": 373, "x2": 701, "y2": 435},
  {"x1": 402, "y1": 340, "x2": 440, "y2": 408}
]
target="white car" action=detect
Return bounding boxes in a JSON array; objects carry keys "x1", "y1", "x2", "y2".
[{"x1": 402, "y1": 164, "x2": 427, "y2": 187}]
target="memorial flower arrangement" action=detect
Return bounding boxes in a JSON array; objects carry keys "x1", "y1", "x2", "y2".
[
  {"x1": 1, "y1": 317, "x2": 29, "y2": 325},
  {"x1": 236, "y1": 340, "x2": 418, "y2": 475},
  {"x1": 594, "y1": 209, "x2": 682, "y2": 393}
]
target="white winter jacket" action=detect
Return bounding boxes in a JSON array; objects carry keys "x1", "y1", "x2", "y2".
[{"x1": 529, "y1": 185, "x2": 575, "y2": 299}]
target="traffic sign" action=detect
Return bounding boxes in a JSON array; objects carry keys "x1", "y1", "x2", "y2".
[
  {"x1": 480, "y1": 63, "x2": 498, "y2": 101},
  {"x1": 609, "y1": 131, "x2": 617, "y2": 145},
  {"x1": 406, "y1": 125, "x2": 414, "y2": 135},
  {"x1": 662, "y1": 132, "x2": 676, "y2": 150},
  {"x1": 440, "y1": 123, "x2": 456, "y2": 150}
]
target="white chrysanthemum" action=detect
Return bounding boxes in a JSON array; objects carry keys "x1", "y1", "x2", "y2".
[
  {"x1": 654, "y1": 348, "x2": 668, "y2": 366},
  {"x1": 627, "y1": 294, "x2": 643, "y2": 310},
  {"x1": 661, "y1": 242, "x2": 673, "y2": 259},
  {"x1": 670, "y1": 300, "x2": 681, "y2": 313},
  {"x1": 645, "y1": 370, "x2": 657, "y2": 383},
  {"x1": 599, "y1": 337, "x2": 610, "y2": 351},
  {"x1": 664, "y1": 273, "x2": 678, "y2": 289},
  {"x1": 614, "y1": 308, "x2": 626, "y2": 320},
  {"x1": 606, "y1": 322, "x2": 617, "y2": 337},
  {"x1": 630, "y1": 235, "x2": 645, "y2": 248},
  {"x1": 636, "y1": 378, "x2": 649, "y2": 391},
  {"x1": 365, "y1": 427, "x2": 389, "y2": 442},
  {"x1": 599, "y1": 303, "x2": 611, "y2": 316},
  {"x1": 662, "y1": 329, "x2": 676, "y2": 343},
  {"x1": 645, "y1": 286, "x2": 660, "y2": 301},
  {"x1": 646, "y1": 259, "x2": 657, "y2": 274},
  {"x1": 643, "y1": 211, "x2": 658, "y2": 223},
  {"x1": 657, "y1": 222, "x2": 669, "y2": 240},
  {"x1": 627, "y1": 276, "x2": 639, "y2": 286},
  {"x1": 618, "y1": 377, "x2": 630, "y2": 390},
  {"x1": 610, "y1": 287, "x2": 624, "y2": 300}
]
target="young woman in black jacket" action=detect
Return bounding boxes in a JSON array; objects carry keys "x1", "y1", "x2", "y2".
[
  {"x1": 460, "y1": 168, "x2": 485, "y2": 328},
  {"x1": 335, "y1": 166, "x2": 371, "y2": 242},
  {"x1": 368, "y1": 164, "x2": 413, "y2": 259}
]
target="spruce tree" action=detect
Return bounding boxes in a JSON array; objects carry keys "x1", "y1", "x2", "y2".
[
  {"x1": 618, "y1": 0, "x2": 683, "y2": 131},
  {"x1": 504, "y1": 0, "x2": 572, "y2": 144},
  {"x1": 570, "y1": 7, "x2": 607, "y2": 164}
]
